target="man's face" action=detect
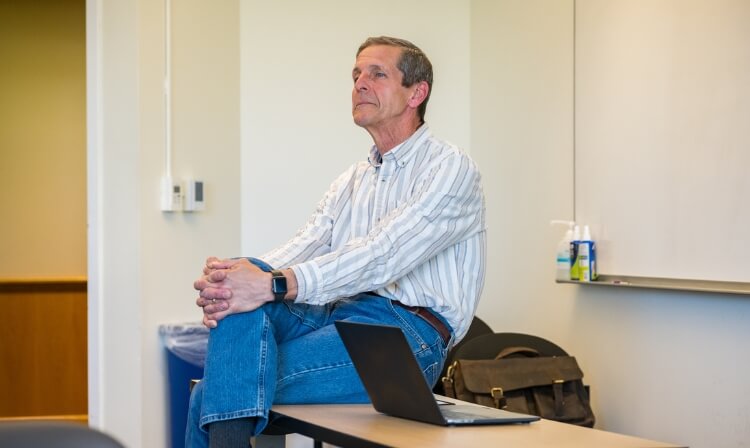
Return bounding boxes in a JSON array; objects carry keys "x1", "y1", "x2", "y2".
[{"x1": 351, "y1": 45, "x2": 415, "y2": 131}]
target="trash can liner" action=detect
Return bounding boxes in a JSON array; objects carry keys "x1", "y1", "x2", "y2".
[{"x1": 159, "y1": 323, "x2": 209, "y2": 368}]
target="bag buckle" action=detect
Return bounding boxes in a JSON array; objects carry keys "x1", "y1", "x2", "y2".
[
  {"x1": 490, "y1": 387, "x2": 506, "y2": 409},
  {"x1": 440, "y1": 361, "x2": 458, "y2": 399},
  {"x1": 441, "y1": 361, "x2": 457, "y2": 386},
  {"x1": 445, "y1": 361, "x2": 456, "y2": 380}
]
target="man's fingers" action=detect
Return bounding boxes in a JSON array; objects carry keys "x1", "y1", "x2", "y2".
[
  {"x1": 203, "y1": 257, "x2": 238, "y2": 275},
  {"x1": 199, "y1": 298, "x2": 231, "y2": 329},
  {"x1": 208, "y1": 270, "x2": 228, "y2": 282},
  {"x1": 194, "y1": 277, "x2": 223, "y2": 291},
  {"x1": 199, "y1": 256, "x2": 235, "y2": 328},
  {"x1": 203, "y1": 256, "x2": 221, "y2": 275},
  {"x1": 207, "y1": 308, "x2": 230, "y2": 322},
  {"x1": 203, "y1": 314, "x2": 218, "y2": 329},
  {"x1": 204, "y1": 256, "x2": 222, "y2": 268},
  {"x1": 194, "y1": 269, "x2": 228, "y2": 292},
  {"x1": 202, "y1": 306, "x2": 230, "y2": 327},
  {"x1": 208, "y1": 258, "x2": 239, "y2": 270},
  {"x1": 194, "y1": 278, "x2": 207, "y2": 291},
  {"x1": 197, "y1": 298, "x2": 230, "y2": 313},
  {"x1": 199, "y1": 287, "x2": 231, "y2": 300}
]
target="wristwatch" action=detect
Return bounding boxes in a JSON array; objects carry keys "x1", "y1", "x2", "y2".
[{"x1": 270, "y1": 270, "x2": 287, "y2": 302}]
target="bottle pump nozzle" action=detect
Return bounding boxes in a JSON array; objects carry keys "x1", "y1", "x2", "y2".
[{"x1": 582, "y1": 225, "x2": 592, "y2": 241}]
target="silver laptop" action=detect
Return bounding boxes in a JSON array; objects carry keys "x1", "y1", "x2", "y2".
[{"x1": 334, "y1": 320, "x2": 540, "y2": 426}]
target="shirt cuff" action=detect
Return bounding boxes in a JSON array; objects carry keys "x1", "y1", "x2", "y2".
[{"x1": 290, "y1": 261, "x2": 322, "y2": 304}]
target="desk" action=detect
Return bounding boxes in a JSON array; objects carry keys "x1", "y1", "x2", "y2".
[{"x1": 268, "y1": 402, "x2": 684, "y2": 448}]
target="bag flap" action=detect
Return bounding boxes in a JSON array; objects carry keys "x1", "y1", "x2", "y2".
[{"x1": 457, "y1": 356, "x2": 584, "y2": 393}]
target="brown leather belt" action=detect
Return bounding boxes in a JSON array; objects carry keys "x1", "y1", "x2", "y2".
[{"x1": 392, "y1": 300, "x2": 452, "y2": 345}]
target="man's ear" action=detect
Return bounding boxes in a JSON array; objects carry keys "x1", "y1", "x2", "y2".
[{"x1": 407, "y1": 81, "x2": 429, "y2": 109}]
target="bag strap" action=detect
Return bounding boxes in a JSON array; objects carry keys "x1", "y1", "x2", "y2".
[
  {"x1": 494, "y1": 346, "x2": 540, "y2": 360},
  {"x1": 553, "y1": 380, "x2": 565, "y2": 417}
]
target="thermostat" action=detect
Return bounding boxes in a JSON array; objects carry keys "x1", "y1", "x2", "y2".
[{"x1": 184, "y1": 180, "x2": 205, "y2": 212}]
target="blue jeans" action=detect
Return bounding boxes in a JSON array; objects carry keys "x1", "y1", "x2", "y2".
[{"x1": 185, "y1": 260, "x2": 452, "y2": 447}]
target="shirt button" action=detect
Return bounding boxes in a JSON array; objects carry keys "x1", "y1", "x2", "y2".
[{"x1": 421, "y1": 344, "x2": 428, "y2": 349}]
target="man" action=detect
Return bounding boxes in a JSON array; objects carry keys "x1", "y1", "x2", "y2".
[{"x1": 187, "y1": 36, "x2": 486, "y2": 447}]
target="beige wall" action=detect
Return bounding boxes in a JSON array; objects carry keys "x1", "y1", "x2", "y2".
[
  {"x1": 0, "y1": 0, "x2": 86, "y2": 278},
  {"x1": 239, "y1": 0, "x2": 471, "y2": 256},
  {"x1": 88, "y1": 0, "x2": 240, "y2": 446},
  {"x1": 470, "y1": 0, "x2": 577, "y2": 338}
]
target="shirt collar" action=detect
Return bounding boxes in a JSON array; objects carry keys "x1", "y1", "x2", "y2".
[{"x1": 367, "y1": 124, "x2": 431, "y2": 168}]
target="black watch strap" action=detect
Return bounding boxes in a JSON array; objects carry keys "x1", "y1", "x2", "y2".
[{"x1": 270, "y1": 270, "x2": 287, "y2": 302}]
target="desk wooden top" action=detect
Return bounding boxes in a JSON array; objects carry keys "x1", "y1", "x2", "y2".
[{"x1": 270, "y1": 403, "x2": 684, "y2": 448}]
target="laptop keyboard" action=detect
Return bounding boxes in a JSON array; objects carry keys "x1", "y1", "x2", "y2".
[{"x1": 441, "y1": 408, "x2": 480, "y2": 423}]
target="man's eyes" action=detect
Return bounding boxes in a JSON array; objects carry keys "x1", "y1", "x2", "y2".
[{"x1": 352, "y1": 71, "x2": 387, "y2": 83}]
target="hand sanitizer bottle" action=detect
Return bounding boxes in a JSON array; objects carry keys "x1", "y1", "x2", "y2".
[{"x1": 550, "y1": 221, "x2": 574, "y2": 281}]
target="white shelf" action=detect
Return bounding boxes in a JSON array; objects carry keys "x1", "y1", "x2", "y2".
[{"x1": 557, "y1": 274, "x2": 750, "y2": 296}]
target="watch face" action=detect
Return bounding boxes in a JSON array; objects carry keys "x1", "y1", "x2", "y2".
[
  {"x1": 271, "y1": 271, "x2": 287, "y2": 299},
  {"x1": 272, "y1": 276, "x2": 287, "y2": 293}
]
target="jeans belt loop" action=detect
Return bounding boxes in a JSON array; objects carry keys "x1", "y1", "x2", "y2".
[{"x1": 391, "y1": 300, "x2": 451, "y2": 345}]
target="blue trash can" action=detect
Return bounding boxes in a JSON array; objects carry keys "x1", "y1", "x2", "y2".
[{"x1": 160, "y1": 323, "x2": 209, "y2": 448}]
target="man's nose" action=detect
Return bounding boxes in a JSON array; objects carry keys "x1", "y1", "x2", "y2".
[{"x1": 354, "y1": 76, "x2": 369, "y2": 91}]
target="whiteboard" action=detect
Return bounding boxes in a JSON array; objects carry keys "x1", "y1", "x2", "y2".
[{"x1": 575, "y1": 0, "x2": 750, "y2": 283}]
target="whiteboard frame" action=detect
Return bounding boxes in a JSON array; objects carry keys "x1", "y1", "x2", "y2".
[{"x1": 573, "y1": 0, "x2": 750, "y2": 288}]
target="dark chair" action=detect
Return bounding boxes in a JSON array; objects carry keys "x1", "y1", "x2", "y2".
[
  {"x1": 449, "y1": 316, "x2": 494, "y2": 358},
  {"x1": 452, "y1": 332, "x2": 569, "y2": 360},
  {"x1": 433, "y1": 316, "x2": 493, "y2": 393},
  {"x1": 0, "y1": 422, "x2": 125, "y2": 448}
]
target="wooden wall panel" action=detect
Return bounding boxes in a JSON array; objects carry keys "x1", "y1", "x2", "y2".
[{"x1": 0, "y1": 278, "x2": 87, "y2": 417}]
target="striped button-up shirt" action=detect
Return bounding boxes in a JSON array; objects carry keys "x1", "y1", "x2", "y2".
[{"x1": 261, "y1": 125, "x2": 486, "y2": 341}]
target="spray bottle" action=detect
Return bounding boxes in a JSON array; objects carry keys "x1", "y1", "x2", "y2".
[
  {"x1": 570, "y1": 224, "x2": 581, "y2": 281},
  {"x1": 577, "y1": 225, "x2": 598, "y2": 282},
  {"x1": 550, "y1": 220, "x2": 575, "y2": 281}
]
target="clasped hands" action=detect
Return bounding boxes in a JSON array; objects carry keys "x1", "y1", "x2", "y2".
[{"x1": 194, "y1": 257, "x2": 273, "y2": 328}]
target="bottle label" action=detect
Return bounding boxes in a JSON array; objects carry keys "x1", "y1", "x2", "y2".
[
  {"x1": 570, "y1": 241, "x2": 579, "y2": 281},
  {"x1": 578, "y1": 241, "x2": 594, "y2": 282},
  {"x1": 556, "y1": 255, "x2": 571, "y2": 281}
]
